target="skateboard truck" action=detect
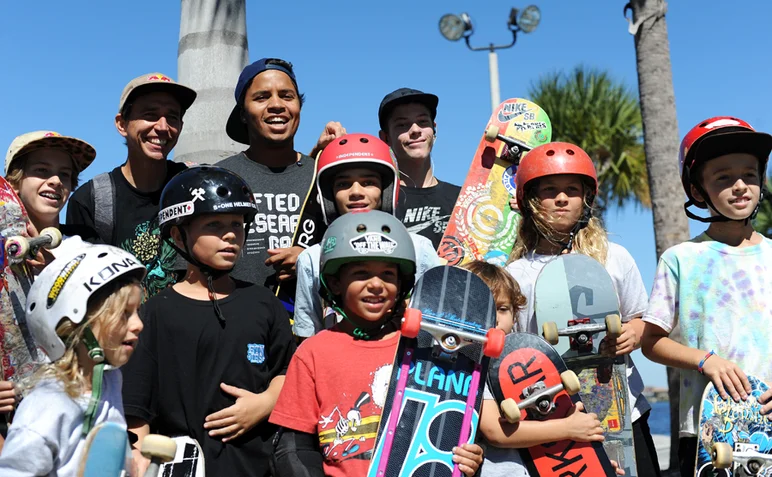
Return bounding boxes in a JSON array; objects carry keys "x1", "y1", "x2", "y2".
[
  {"x1": 141, "y1": 435, "x2": 177, "y2": 476},
  {"x1": 401, "y1": 309, "x2": 505, "y2": 359},
  {"x1": 542, "y1": 314, "x2": 622, "y2": 351},
  {"x1": 4, "y1": 227, "x2": 63, "y2": 264},
  {"x1": 484, "y1": 125, "x2": 532, "y2": 162},
  {"x1": 499, "y1": 370, "x2": 581, "y2": 423},
  {"x1": 712, "y1": 442, "x2": 772, "y2": 475}
]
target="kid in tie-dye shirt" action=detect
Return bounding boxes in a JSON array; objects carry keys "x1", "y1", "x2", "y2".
[{"x1": 642, "y1": 116, "x2": 772, "y2": 477}]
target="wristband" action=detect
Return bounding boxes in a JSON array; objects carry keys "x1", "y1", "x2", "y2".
[{"x1": 698, "y1": 350, "x2": 715, "y2": 375}]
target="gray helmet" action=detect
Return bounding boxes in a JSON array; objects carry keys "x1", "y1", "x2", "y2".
[{"x1": 320, "y1": 209, "x2": 416, "y2": 283}]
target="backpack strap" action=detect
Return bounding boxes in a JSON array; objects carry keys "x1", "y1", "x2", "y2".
[{"x1": 91, "y1": 172, "x2": 116, "y2": 244}]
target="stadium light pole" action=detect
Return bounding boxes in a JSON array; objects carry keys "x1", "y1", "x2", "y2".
[{"x1": 439, "y1": 6, "x2": 541, "y2": 113}]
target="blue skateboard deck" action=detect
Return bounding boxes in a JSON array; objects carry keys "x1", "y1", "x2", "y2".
[{"x1": 77, "y1": 422, "x2": 128, "y2": 477}]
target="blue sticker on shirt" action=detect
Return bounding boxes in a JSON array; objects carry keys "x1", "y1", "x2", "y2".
[{"x1": 247, "y1": 344, "x2": 265, "y2": 364}]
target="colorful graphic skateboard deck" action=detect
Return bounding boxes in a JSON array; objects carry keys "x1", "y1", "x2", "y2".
[
  {"x1": 368, "y1": 265, "x2": 504, "y2": 477},
  {"x1": 154, "y1": 435, "x2": 205, "y2": 477},
  {"x1": 77, "y1": 421, "x2": 129, "y2": 477},
  {"x1": 438, "y1": 98, "x2": 551, "y2": 267},
  {"x1": 695, "y1": 374, "x2": 772, "y2": 476},
  {"x1": 0, "y1": 176, "x2": 50, "y2": 383},
  {"x1": 534, "y1": 254, "x2": 637, "y2": 476},
  {"x1": 488, "y1": 332, "x2": 615, "y2": 476},
  {"x1": 275, "y1": 153, "x2": 325, "y2": 327}
]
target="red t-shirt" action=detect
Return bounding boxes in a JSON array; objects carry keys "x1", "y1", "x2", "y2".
[{"x1": 270, "y1": 328, "x2": 399, "y2": 477}]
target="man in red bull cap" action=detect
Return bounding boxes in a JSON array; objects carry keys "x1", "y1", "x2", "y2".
[{"x1": 66, "y1": 72, "x2": 197, "y2": 300}]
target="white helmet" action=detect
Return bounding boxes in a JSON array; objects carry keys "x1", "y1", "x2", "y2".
[{"x1": 26, "y1": 244, "x2": 146, "y2": 361}]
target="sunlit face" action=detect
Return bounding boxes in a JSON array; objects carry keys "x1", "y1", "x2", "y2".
[
  {"x1": 327, "y1": 261, "x2": 400, "y2": 325},
  {"x1": 242, "y1": 70, "x2": 301, "y2": 146},
  {"x1": 534, "y1": 175, "x2": 586, "y2": 233},
  {"x1": 381, "y1": 103, "x2": 436, "y2": 166},
  {"x1": 15, "y1": 149, "x2": 75, "y2": 225},
  {"x1": 92, "y1": 284, "x2": 143, "y2": 367},
  {"x1": 692, "y1": 153, "x2": 762, "y2": 220},
  {"x1": 333, "y1": 168, "x2": 383, "y2": 215},
  {"x1": 495, "y1": 299, "x2": 515, "y2": 333},
  {"x1": 118, "y1": 92, "x2": 183, "y2": 161}
]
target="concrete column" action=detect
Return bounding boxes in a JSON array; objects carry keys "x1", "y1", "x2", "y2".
[{"x1": 175, "y1": 0, "x2": 248, "y2": 164}]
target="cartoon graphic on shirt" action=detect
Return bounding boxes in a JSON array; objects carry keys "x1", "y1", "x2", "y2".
[
  {"x1": 121, "y1": 219, "x2": 178, "y2": 301},
  {"x1": 318, "y1": 364, "x2": 392, "y2": 462}
]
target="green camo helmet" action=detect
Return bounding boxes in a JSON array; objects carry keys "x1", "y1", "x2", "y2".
[{"x1": 320, "y1": 209, "x2": 416, "y2": 288}]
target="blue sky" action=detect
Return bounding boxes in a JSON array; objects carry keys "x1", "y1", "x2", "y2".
[{"x1": 2, "y1": 1, "x2": 771, "y2": 387}]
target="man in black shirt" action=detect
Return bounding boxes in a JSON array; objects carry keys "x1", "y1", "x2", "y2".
[
  {"x1": 66, "y1": 73, "x2": 196, "y2": 299},
  {"x1": 377, "y1": 88, "x2": 461, "y2": 249}
]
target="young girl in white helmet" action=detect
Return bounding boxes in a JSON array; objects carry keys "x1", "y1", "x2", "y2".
[{"x1": 0, "y1": 243, "x2": 145, "y2": 476}]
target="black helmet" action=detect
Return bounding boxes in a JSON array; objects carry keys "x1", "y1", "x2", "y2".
[{"x1": 159, "y1": 166, "x2": 257, "y2": 238}]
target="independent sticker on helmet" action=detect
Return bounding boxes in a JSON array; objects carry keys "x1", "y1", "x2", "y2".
[
  {"x1": 159, "y1": 201, "x2": 194, "y2": 223},
  {"x1": 350, "y1": 233, "x2": 397, "y2": 255},
  {"x1": 47, "y1": 254, "x2": 85, "y2": 308}
]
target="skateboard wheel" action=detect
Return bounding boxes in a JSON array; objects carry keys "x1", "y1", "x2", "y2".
[
  {"x1": 500, "y1": 398, "x2": 521, "y2": 424},
  {"x1": 5, "y1": 236, "x2": 29, "y2": 258},
  {"x1": 484, "y1": 125, "x2": 500, "y2": 143},
  {"x1": 483, "y1": 328, "x2": 506, "y2": 358},
  {"x1": 711, "y1": 442, "x2": 732, "y2": 469},
  {"x1": 401, "y1": 308, "x2": 422, "y2": 339},
  {"x1": 141, "y1": 434, "x2": 177, "y2": 463},
  {"x1": 39, "y1": 227, "x2": 63, "y2": 248},
  {"x1": 560, "y1": 370, "x2": 581, "y2": 395},
  {"x1": 543, "y1": 322, "x2": 559, "y2": 345},
  {"x1": 605, "y1": 314, "x2": 622, "y2": 338}
]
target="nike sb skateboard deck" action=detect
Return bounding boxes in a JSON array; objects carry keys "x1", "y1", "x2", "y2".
[
  {"x1": 488, "y1": 332, "x2": 616, "y2": 476},
  {"x1": 695, "y1": 374, "x2": 772, "y2": 476},
  {"x1": 368, "y1": 265, "x2": 505, "y2": 477},
  {"x1": 534, "y1": 254, "x2": 637, "y2": 476},
  {"x1": 438, "y1": 98, "x2": 551, "y2": 267}
]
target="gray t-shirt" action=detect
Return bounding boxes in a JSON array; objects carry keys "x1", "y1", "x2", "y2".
[{"x1": 217, "y1": 152, "x2": 316, "y2": 288}]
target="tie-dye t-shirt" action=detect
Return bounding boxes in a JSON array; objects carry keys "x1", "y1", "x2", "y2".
[{"x1": 643, "y1": 232, "x2": 772, "y2": 437}]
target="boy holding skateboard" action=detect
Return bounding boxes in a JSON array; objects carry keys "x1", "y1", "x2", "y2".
[
  {"x1": 122, "y1": 166, "x2": 296, "y2": 476},
  {"x1": 505, "y1": 142, "x2": 659, "y2": 476},
  {"x1": 641, "y1": 117, "x2": 772, "y2": 476},
  {"x1": 269, "y1": 210, "x2": 482, "y2": 477},
  {"x1": 293, "y1": 133, "x2": 440, "y2": 338}
]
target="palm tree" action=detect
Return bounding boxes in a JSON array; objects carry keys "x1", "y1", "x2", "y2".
[
  {"x1": 626, "y1": 1, "x2": 690, "y2": 472},
  {"x1": 753, "y1": 182, "x2": 772, "y2": 237},
  {"x1": 529, "y1": 66, "x2": 651, "y2": 216}
]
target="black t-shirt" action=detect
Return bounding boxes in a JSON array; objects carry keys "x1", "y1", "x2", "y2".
[
  {"x1": 122, "y1": 281, "x2": 296, "y2": 476},
  {"x1": 217, "y1": 153, "x2": 317, "y2": 290},
  {"x1": 65, "y1": 161, "x2": 187, "y2": 299},
  {"x1": 396, "y1": 179, "x2": 461, "y2": 250}
]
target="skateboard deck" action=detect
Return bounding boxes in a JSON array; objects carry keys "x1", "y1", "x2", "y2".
[
  {"x1": 534, "y1": 254, "x2": 637, "y2": 476},
  {"x1": 0, "y1": 176, "x2": 51, "y2": 383},
  {"x1": 275, "y1": 153, "x2": 325, "y2": 327},
  {"x1": 154, "y1": 435, "x2": 205, "y2": 477},
  {"x1": 487, "y1": 332, "x2": 616, "y2": 476},
  {"x1": 438, "y1": 98, "x2": 551, "y2": 267},
  {"x1": 695, "y1": 374, "x2": 772, "y2": 476},
  {"x1": 77, "y1": 421, "x2": 129, "y2": 476},
  {"x1": 368, "y1": 265, "x2": 504, "y2": 477}
]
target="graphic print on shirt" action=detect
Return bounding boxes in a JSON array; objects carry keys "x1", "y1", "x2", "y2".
[
  {"x1": 402, "y1": 206, "x2": 450, "y2": 236},
  {"x1": 317, "y1": 364, "x2": 392, "y2": 462},
  {"x1": 121, "y1": 219, "x2": 177, "y2": 301},
  {"x1": 245, "y1": 192, "x2": 304, "y2": 255}
]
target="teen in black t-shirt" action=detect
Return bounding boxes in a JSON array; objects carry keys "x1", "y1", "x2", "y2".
[
  {"x1": 396, "y1": 180, "x2": 461, "y2": 249},
  {"x1": 123, "y1": 166, "x2": 295, "y2": 476}
]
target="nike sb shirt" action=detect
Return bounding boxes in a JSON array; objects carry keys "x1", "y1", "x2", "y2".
[{"x1": 396, "y1": 180, "x2": 460, "y2": 250}]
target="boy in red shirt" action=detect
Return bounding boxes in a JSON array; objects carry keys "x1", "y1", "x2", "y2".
[{"x1": 270, "y1": 210, "x2": 482, "y2": 477}]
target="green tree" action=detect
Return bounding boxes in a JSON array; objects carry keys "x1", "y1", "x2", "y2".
[
  {"x1": 753, "y1": 182, "x2": 772, "y2": 237},
  {"x1": 529, "y1": 66, "x2": 651, "y2": 215}
]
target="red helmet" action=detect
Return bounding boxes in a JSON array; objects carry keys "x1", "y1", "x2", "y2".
[
  {"x1": 679, "y1": 116, "x2": 772, "y2": 208},
  {"x1": 515, "y1": 142, "x2": 598, "y2": 211},
  {"x1": 316, "y1": 133, "x2": 399, "y2": 224}
]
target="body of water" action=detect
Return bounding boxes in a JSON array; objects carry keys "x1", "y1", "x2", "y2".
[{"x1": 648, "y1": 400, "x2": 671, "y2": 436}]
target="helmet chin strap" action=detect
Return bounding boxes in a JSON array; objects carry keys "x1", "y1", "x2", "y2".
[
  {"x1": 80, "y1": 326, "x2": 106, "y2": 436},
  {"x1": 559, "y1": 205, "x2": 593, "y2": 254},
  {"x1": 685, "y1": 183, "x2": 763, "y2": 225},
  {"x1": 167, "y1": 228, "x2": 231, "y2": 323}
]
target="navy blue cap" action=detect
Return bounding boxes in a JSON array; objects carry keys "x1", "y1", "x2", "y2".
[
  {"x1": 378, "y1": 88, "x2": 439, "y2": 132},
  {"x1": 226, "y1": 58, "x2": 300, "y2": 144}
]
